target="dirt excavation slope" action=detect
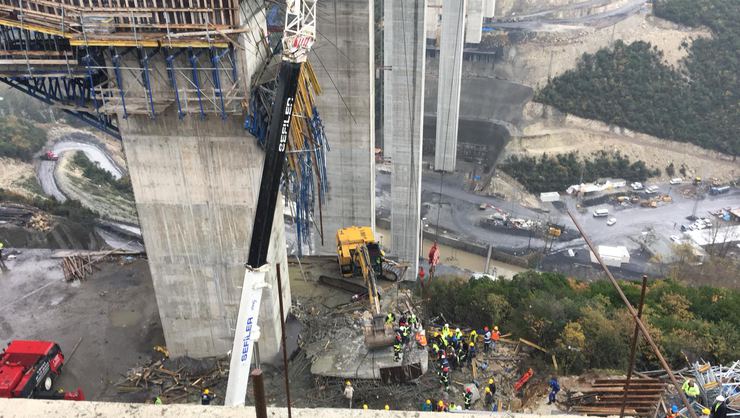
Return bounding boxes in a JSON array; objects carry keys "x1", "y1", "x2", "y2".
[
  {"x1": 506, "y1": 103, "x2": 739, "y2": 182},
  {"x1": 494, "y1": 13, "x2": 710, "y2": 89}
]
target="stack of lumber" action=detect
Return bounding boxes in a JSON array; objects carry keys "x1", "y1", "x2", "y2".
[
  {"x1": 116, "y1": 358, "x2": 228, "y2": 403},
  {"x1": 568, "y1": 378, "x2": 666, "y2": 417}
]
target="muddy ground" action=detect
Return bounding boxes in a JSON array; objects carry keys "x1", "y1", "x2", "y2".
[{"x1": 0, "y1": 249, "x2": 163, "y2": 402}]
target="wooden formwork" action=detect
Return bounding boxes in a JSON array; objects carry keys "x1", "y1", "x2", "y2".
[{"x1": 0, "y1": 0, "x2": 238, "y2": 46}]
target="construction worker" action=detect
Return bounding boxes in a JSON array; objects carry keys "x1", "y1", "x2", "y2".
[
  {"x1": 458, "y1": 342, "x2": 468, "y2": 365},
  {"x1": 436, "y1": 399, "x2": 447, "y2": 412},
  {"x1": 548, "y1": 377, "x2": 560, "y2": 405},
  {"x1": 385, "y1": 312, "x2": 395, "y2": 326},
  {"x1": 393, "y1": 335, "x2": 402, "y2": 362},
  {"x1": 483, "y1": 326, "x2": 492, "y2": 352},
  {"x1": 201, "y1": 388, "x2": 214, "y2": 405},
  {"x1": 469, "y1": 328, "x2": 478, "y2": 346},
  {"x1": 418, "y1": 266, "x2": 426, "y2": 288},
  {"x1": 442, "y1": 323, "x2": 451, "y2": 339},
  {"x1": 344, "y1": 380, "x2": 354, "y2": 408},
  {"x1": 439, "y1": 352, "x2": 449, "y2": 369},
  {"x1": 682, "y1": 379, "x2": 700, "y2": 403},
  {"x1": 448, "y1": 347, "x2": 459, "y2": 370},
  {"x1": 454, "y1": 328, "x2": 463, "y2": 341},
  {"x1": 667, "y1": 405, "x2": 679, "y2": 418},
  {"x1": 488, "y1": 378, "x2": 497, "y2": 396},
  {"x1": 0, "y1": 241, "x2": 7, "y2": 271},
  {"x1": 409, "y1": 313, "x2": 418, "y2": 330},
  {"x1": 467, "y1": 342, "x2": 476, "y2": 366},
  {"x1": 711, "y1": 395, "x2": 728, "y2": 418},
  {"x1": 437, "y1": 366, "x2": 450, "y2": 391},
  {"x1": 421, "y1": 399, "x2": 433, "y2": 411},
  {"x1": 464, "y1": 387, "x2": 473, "y2": 409},
  {"x1": 484, "y1": 386, "x2": 493, "y2": 407},
  {"x1": 431, "y1": 341, "x2": 441, "y2": 359},
  {"x1": 491, "y1": 326, "x2": 501, "y2": 351}
]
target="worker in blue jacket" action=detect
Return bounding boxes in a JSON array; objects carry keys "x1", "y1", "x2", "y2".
[{"x1": 548, "y1": 377, "x2": 560, "y2": 405}]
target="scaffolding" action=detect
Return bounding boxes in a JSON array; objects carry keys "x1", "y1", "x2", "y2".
[{"x1": 0, "y1": 1, "x2": 252, "y2": 137}]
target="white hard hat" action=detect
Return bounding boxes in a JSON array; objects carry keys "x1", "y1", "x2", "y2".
[{"x1": 716, "y1": 395, "x2": 726, "y2": 402}]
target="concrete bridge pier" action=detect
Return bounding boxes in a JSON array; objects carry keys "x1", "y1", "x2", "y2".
[{"x1": 119, "y1": 110, "x2": 290, "y2": 361}]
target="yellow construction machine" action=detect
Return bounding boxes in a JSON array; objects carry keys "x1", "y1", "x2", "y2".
[
  {"x1": 336, "y1": 226, "x2": 405, "y2": 348},
  {"x1": 336, "y1": 226, "x2": 384, "y2": 313}
]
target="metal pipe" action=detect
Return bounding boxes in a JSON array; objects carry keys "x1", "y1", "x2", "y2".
[
  {"x1": 620, "y1": 274, "x2": 648, "y2": 418},
  {"x1": 567, "y1": 210, "x2": 699, "y2": 418},
  {"x1": 276, "y1": 264, "x2": 293, "y2": 418},
  {"x1": 250, "y1": 368, "x2": 267, "y2": 418}
]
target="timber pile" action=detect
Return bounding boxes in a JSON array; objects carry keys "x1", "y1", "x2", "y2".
[
  {"x1": 62, "y1": 255, "x2": 97, "y2": 282},
  {"x1": 28, "y1": 212, "x2": 51, "y2": 231},
  {"x1": 116, "y1": 358, "x2": 228, "y2": 402},
  {"x1": 567, "y1": 378, "x2": 666, "y2": 417}
]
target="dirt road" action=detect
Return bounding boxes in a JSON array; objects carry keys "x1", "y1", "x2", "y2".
[{"x1": 36, "y1": 136, "x2": 124, "y2": 203}]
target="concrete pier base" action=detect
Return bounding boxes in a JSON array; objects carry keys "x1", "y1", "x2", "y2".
[{"x1": 120, "y1": 110, "x2": 289, "y2": 361}]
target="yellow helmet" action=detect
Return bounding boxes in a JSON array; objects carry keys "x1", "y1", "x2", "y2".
[
  {"x1": 426, "y1": 399, "x2": 431, "y2": 404},
  {"x1": 494, "y1": 326, "x2": 499, "y2": 331},
  {"x1": 434, "y1": 332, "x2": 439, "y2": 337},
  {"x1": 489, "y1": 378, "x2": 494, "y2": 384},
  {"x1": 470, "y1": 342, "x2": 475, "y2": 347},
  {"x1": 363, "y1": 404, "x2": 368, "y2": 410},
  {"x1": 438, "y1": 400, "x2": 444, "y2": 406},
  {"x1": 702, "y1": 409, "x2": 710, "y2": 415},
  {"x1": 204, "y1": 388, "x2": 210, "y2": 395},
  {"x1": 485, "y1": 386, "x2": 491, "y2": 393},
  {"x1": 346, "y1": 380, "x2": 351, "y2": 386},
  {"x1": 384, "y1": 404, "x2": 390, "y2": 410}
]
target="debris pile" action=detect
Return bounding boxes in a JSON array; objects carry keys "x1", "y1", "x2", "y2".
[
  {"x1": 28, "y1": 212, "x2": 51, "y2": 231},
  {"x1": 116, "y1": 357, "x2": 229, "y2": 404}
]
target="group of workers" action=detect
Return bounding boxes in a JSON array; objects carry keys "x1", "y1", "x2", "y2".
[
  {"x1": 386, "y1": 311, "x2": 421, "y2": 362},
  {"x1": 666, "y1": 378, "x2": 731, "y2": 418},
  {"x1": 429, "y1": 323, "x2": 500, "y2": 391}
]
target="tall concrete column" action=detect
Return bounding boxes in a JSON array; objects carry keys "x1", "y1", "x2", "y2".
[
  {"x1": 111, "y1": 1, "x2": 289, "y2": 361},
  {"x1": 312, "y1": 0, "x2": 375, "y2": 253},
  {"x1": 483, "y1": 0, "x2": 496, "y2": 17},
  {"x1": 466, "y1": 0, "x2": 484, "y2": 44},
  {"x1": 434, "y1": 0, "x2": 467, "y2": 173},
  {"x1": 384, "y1": 0, "x2": 426, "y2": 280}
]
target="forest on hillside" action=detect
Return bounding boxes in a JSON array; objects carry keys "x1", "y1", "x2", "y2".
[
  {"x1": 428, "y1": 271, "x2": 740, "y2": 374},
  {"x1": 500, "y1": 150, "x2": 660, "y2": 193},
  {"x1": 535, "y1": 0, "x2": 739, "y2": 156}
]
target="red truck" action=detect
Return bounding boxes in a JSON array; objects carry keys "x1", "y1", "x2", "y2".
[
  {"x1": 40, "y1": 150, "x2": 59, "y2": 161},
  {"x1": 0, "y1": 340, "x2": 84, "y2": 400}
]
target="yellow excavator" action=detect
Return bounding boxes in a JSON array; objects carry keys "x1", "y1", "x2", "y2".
[{"x1": 336, "y1": 226, "x2": 384, "y2": 314}]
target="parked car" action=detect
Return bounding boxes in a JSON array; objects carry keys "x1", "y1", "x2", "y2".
[
  {"x1": 606, "y1": 217, "x2": 617, "y2": 226},
  {"x1": 669, "y1": 178, "x2": 683, "y2": 185}
]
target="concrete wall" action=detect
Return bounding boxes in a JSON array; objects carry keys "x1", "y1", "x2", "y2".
[
  {"x1": 311, "y1": 0, "x2": 375, "y2": 253},
  {"x1": 0, "y1": 399, "x2": 591, "y2": 418},
  {"x1": 384, "y1": 0, "x2": 427, "y2": 280},
  {"x1": 434, "y1": 0, "x2": 467, "y2": 172},
  {"x1": 119, "y1": 110, "x2": 289, "y2": 361}
]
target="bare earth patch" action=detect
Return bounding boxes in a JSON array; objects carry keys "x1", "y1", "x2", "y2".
[{"x1": 0, "y1": 157, "x2": 44, "y2": 198}]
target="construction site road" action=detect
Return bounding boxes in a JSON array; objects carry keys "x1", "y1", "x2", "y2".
[
  {"x1": 36, "y1": 136, "x2": 124, "y2": 203},
  {"x1": 488, "y1": 0, "x2": 647, "y2": 30},
  {"x1": 378, "y1": 169, "x2": 740, "y2": 275}
]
